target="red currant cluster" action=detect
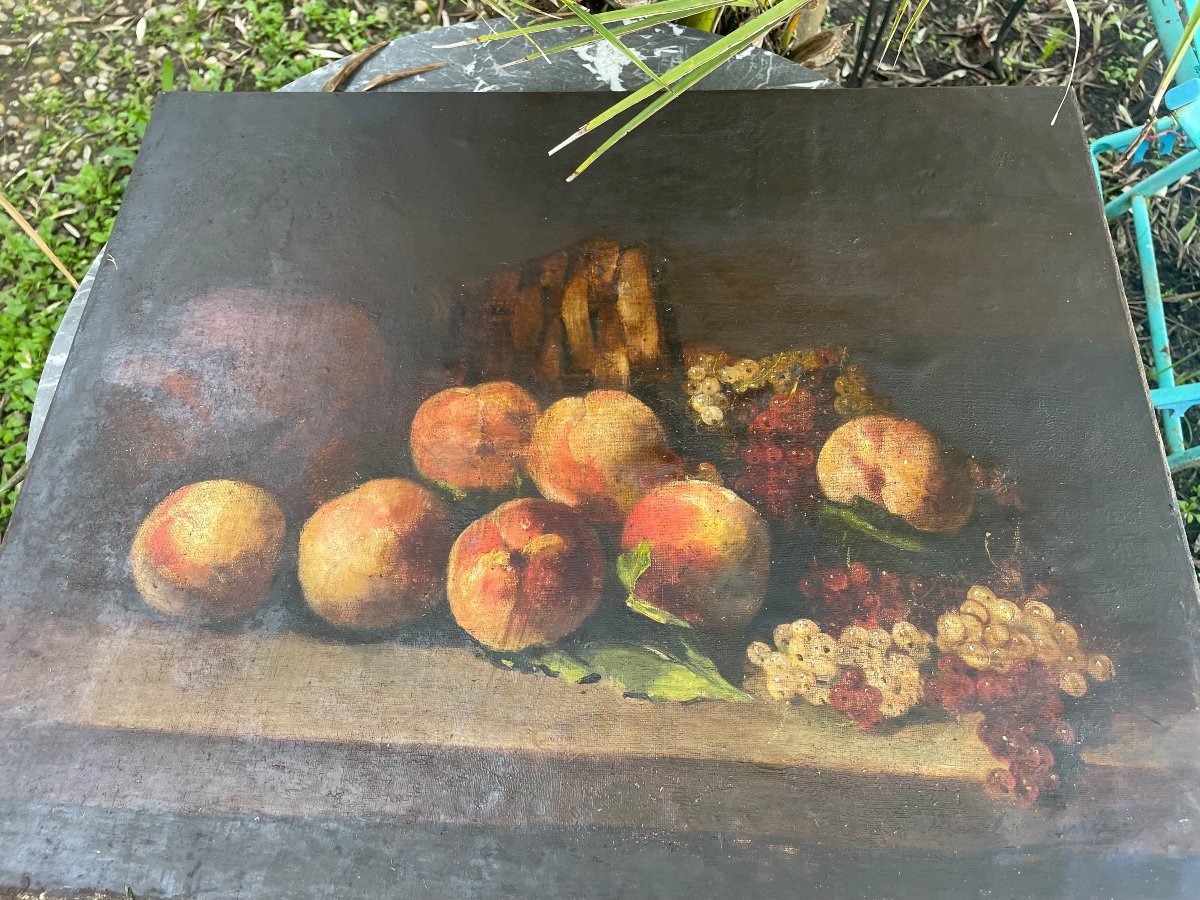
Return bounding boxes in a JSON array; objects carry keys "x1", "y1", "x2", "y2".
[
  {"x1": 829, "y1": 666, "x2": 884, "y2": 730},
  {"x1": 798, "y1": 562, "x2": 963, "y2": 631},
  {"x1": 927, "y1": 655, "x2": 1075, "y2": 806},
  {"x1": 733, "y1": 390, "x2": 825, "y2": 519}
]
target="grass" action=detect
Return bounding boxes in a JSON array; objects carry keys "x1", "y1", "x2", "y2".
[{"x1": 0, "y1": 0, "x2": 417, "y2": 530}]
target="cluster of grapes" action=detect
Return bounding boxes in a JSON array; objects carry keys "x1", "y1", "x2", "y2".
[
  {"x1": 684, "y1": 349, "x2": 835, "y2": 430},
  {"x1": 832, "y1": 365, "x2": 888, "y2": 418},
  {"x1": 935, "y1": 585, "x2": 1114, "y2": 697},
  {"x1": 797, "y1": 562, "x2": 965, "y2": 631},
  {"x1": 685, "y1": 348, "x2": 838, "y2": 410},
  {"x1": 734, "y1": 391, "x2": 824, "y2": 518},
  {"x1": 746, "y1": 618, "x2": 931, "y2": 728},
  {"x1": 927, "y1": 655, "x2": 1076, "y2": 805}
]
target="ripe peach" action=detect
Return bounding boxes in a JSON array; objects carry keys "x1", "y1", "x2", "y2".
[
  {"x1": 298, "y1": 479, "x2": 455, "y2": 630},
  {"x1": 621, "y1": 480, "x2": 770, "y2": 630},
  {"x1": 816, "y1": 414, "x2": 975, "y2": 533},
  {"x1": 410, "y1": 381, "x2": 540, "y2": 492},
  {"x1": 130, "y1": 480, "x2": 285, "y2": 621},
  {"x1": 526, "y1": 389, "x2": 682, "y2": 524},
  {"x1": 447, "y1": 499, "x2": 605, "y2": 651}
]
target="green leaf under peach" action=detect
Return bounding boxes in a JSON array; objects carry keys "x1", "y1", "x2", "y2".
[{"x1": 489, "y1": 636, "x2": 750, "y2": 703}]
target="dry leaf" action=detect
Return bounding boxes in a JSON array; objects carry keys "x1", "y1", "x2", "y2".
[
  {"x1": 615, "y1": 248, "x2": 660, "y2": 367},
  {"x1": 954, "y1": 24, "x2": 993, "y2": 69},
  {"x1": 593, "y1": 296, "x2": 632, "y2": 388},
  {"x1": 560, "y1": 262, "x2": 596, "y2": 370},
  {"x1": 322, "y1": 39, "x2": 389, "y2": 92},
  {"x1": 790, "y1": 23, "x2": 851, "y2": 68},
  {"x1": 0, "y1": 190, "x2": 78, "y2": 288},
  {"x1": 362, "y1": 62, "x2": 446, "y2": 92}
]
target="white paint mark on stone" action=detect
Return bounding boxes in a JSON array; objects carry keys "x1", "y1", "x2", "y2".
[
  {"x1": 572, "y1": 41, "x2": 634, "y2": 91},
  {"x1": 781, "y1": 79, "x2": 836, "y2": 89}
]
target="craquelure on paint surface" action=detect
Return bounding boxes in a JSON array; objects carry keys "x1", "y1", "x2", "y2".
[{"x1": 0, "y1": 89, "x2": 1197, "y2": 898}]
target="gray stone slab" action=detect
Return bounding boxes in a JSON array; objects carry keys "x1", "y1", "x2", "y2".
[
  {"x1": 27, "y1": 20, "x2": 826, "y2": 457},
  {"x1": 282, "y1": 19, "x2": 830, "y2": 94}
]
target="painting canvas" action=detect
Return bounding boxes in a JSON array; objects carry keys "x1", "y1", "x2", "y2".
[{"x1": 0, "y1": 89, "x2": 1197, "y2": 898}]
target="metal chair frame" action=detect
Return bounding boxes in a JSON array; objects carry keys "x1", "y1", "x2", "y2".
[{"x1": 1090, "y1": 0, "x2": 1200, "y2": 470}]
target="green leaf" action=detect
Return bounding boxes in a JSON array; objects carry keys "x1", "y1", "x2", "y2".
[
  {"x1": 678, "y1": 8, "x2": 721, "y2": 32},
  {"x1": 481, "y1": 0, "x2": 552, "y2": 61},
  {"x1": 816, "y1": 501, "x2": 934, "y2": 553},
  {"x1": 872, "y1": 0, "x2": 913, "y2": 66},
  {"x1": 559, "y1": 0, "x2": 813, "y2": 178},
  {"x1": 668, "y1": 634, "x2": 751, "y2": 698},
  {"x1": 161, "y1": 56, "x2": 175, "y2": 93},
  {"x1": 625, "y1": 594, "x2": 691, "y2": 628},
  {"x1": 493, "y1": 646, "x2": 596, "y2": 682},
  {"x1": 576, "y1": 638, "x2": 752, "y2": 702},
  {"x1": 489, "y1": 647, "x2": 585, "y2": 680},
  {"x1": 1041, "y1": 28, "x2": 1067, "y2": 62},
  {"x1": 615, "y1": 539, "x2": 652, "y2": 593},
  {"x1": 501, "y1": 3, "x2": 732, "y2": 68},
  {"x1": 892, "y1": 0, "x2": 933, "y2": 63},
  {"x1": 532, "y1": 647, "x2": 597, "y2": 681},
  {"x1": 487, "y1": 636, "x2": 750, "y2": 703},
  {"x1": 438, "y1": 0, "x2": 752, "y2": 47},
  {"x1": 433, "y1": 479, "x2": 468, "y2": 501},
  {"x1": 1179, "y1": 212, "x2": 1198, "y2": 245}
]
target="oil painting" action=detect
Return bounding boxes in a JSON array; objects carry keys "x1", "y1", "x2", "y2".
[{"x1": 0, "y1": 90, "x2": 1196, "y2": 898}]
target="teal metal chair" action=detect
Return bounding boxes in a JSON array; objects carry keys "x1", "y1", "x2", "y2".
[{"x1": 1090, "y1": 0, "x2": 1200, "y2": 470}]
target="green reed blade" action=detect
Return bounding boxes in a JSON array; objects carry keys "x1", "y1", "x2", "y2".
[{"x1": 552, "y1": 0, "x2": 813, "y2": 159}]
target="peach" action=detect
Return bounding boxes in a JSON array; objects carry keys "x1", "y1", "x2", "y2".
[
  {"x1": 526, "y1": 389, "x2": 682, "y2": 524},
  {"x1": 816, "y1": 414, "x2": 975, "y2": 533},
  {"x1": 410, "y1": 381, "x2": 540, "y2": 492},
  {"x1": 621, "y1": 480, "x2": 770, "y2": 630},
  {"x1": 98, "y1": 292, "x2": 418, "y2": 518},
  {"x1": 130, "y1": 480, "x2": 285, "y2": 621},
  {"x1": 447, "y1": 499, "x2": 605, "y2": 651},
  {"x1": 298, "y1": 479, "x2": 455, "y2": 630}
]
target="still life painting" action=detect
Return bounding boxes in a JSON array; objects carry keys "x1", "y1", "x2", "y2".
[
  {"x1": 0, "y1": 90, "x2": 1196, "y2": 897},
  {"x1": 109, "y1": 233, "x2": 1113, "y2": 807}
]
